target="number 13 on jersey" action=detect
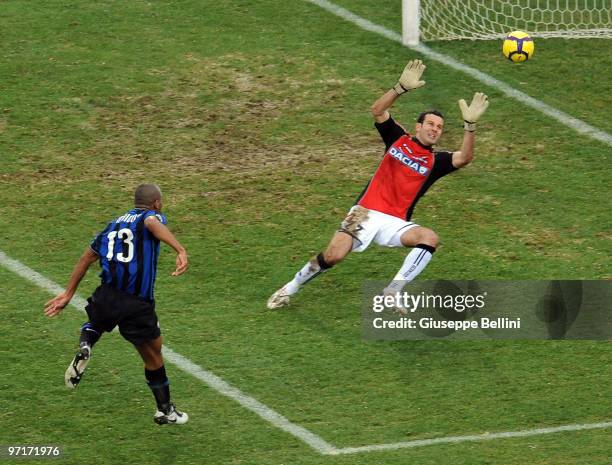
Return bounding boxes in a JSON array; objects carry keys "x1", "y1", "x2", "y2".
[{"x1": 106, "y1": 228, "x2": 134, "y2": 263}]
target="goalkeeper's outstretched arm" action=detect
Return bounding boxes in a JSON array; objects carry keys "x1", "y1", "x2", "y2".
[
  {"x1": 371, "y1": 89, "x2": 401, "y2": 124},
  {"x1": 371, "y1": 60, "x2": 426, "y2": 124}
]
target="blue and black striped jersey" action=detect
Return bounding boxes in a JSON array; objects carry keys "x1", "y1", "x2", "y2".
[{"x1": 90, "y1": 209, "x2": 167, "y2": 301}]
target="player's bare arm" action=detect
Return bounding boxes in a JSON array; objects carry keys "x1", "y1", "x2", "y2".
[
  {"x1": 144, "y1": 215, "x2": 189, "y2": 276},
  {"x1": 452, "y1": 131, "x2": 475, "y2": 168},
  {"x1": 371, "y1": 89, "x2": 401, "y2": 123},
  {"x1": 44, "y1": 247, "x2": 99, "y2": 317},
  {"x1": 453, "y1": 92, "x2": 490, "y2": 168},
  {"x1": 372, "y1": 59, "x2": 426, "y2": 124}
]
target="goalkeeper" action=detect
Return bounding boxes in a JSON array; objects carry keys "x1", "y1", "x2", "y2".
[{"x1": 267, "y1": 60, "x2": 489, "y2": 311}]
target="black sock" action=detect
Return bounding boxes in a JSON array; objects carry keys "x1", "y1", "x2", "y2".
[
  {"x1": 145, "y1": 365, "x2": 171, "y2": 412},
  {"x1": 79, "y1": 322, "x2": 101, "y2": 348},
  {"x1": 316, "y1": 252, "x2": 334, "y2": 270},
  {"x1": 415, "y1": 243, "x2": 436, "y2": 254}
]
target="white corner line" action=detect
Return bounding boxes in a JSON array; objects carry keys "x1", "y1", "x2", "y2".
[
  {"x1": 305, "y1": 0, "x2": 612, "y2": 147},
  {"x1": 2, "y1": 248, "x2": 610, "y2": 456},
  {"x1": 0, "y1": 250, "x2": 337, "y2": 456}
]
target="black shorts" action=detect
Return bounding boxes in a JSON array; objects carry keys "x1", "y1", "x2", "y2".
[{"x1": 85, "y1": 284, "x2": 161, "y2": 346}]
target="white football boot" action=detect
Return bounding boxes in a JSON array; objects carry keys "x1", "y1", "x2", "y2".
[
  {"x1": 266, "y1": 285, "x2": 293, "y2": 309},
  {"x1": 65, "y1": 344, "x2": 91, "y2": 389},
  {"x1": 154, "y1": 403, "x2": 189, "y2": 425},
  {"x1": 382, "y1": 288, "x2": 409, "y2": 316}
]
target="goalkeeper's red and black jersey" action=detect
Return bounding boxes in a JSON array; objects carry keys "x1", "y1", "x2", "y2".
[{"x1": 356, "y1": 117, "x2": 457, "y2": 221}]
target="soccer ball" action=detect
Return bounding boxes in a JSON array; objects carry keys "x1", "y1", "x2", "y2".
[{"x1": 502, "y1": 31, "x2": 534, "y2": 63}]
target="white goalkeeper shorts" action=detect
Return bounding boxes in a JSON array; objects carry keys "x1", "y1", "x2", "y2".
[{"x1": 339, "y1": 205, "x2": 419, "y2": 253}]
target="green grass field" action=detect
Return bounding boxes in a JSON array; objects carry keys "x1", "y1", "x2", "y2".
[{"x1": 1, "y1": 1, "x2": 610, "y2": 464}]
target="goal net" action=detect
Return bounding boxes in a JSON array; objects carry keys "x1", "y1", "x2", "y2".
[{"x1": 402, "y1": 0, "x2": 612, "y2": 44}]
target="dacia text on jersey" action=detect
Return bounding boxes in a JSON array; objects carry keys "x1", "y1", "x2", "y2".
[{"x1": 388, "y1": 146, "x2": 430, "y2": 176}]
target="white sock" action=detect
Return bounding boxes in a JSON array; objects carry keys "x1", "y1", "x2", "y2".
[
  {"x1": 284, "y1": 256, "x2": 325, "y2": 295},
  {"x1": 386, "y1": 245, "x2": 434, "y2": 293}
]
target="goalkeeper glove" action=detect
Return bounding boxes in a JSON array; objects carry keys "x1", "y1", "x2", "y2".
[
  {"x1": 393, "y1": 59, "x2": 426, "y2": 95},
  {"x1": 458, "y1": 92, "x2": 489, "y2": 131}
]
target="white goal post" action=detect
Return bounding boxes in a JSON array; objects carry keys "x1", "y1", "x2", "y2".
[{"x1": 402, "y1": 0, "x2": 612, "y2": 45}]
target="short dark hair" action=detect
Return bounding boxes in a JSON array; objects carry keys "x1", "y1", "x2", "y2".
[
  {"x1": 134, "y1": 183, "x2": 162, "y2": 207},
  {"x1": 416, "y1": 110, "x2": 444, "y2": 124}
]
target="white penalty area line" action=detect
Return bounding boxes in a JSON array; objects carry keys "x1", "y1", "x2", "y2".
[
  {"x1": 2, "y1": 248, "x2": 611, "y2": 456},
  {"x1": 305, "y1": 0, "x2": 612, "y2": 147}
]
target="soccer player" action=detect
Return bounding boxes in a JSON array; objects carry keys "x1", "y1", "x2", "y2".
[
  {"x1": 44, "y1": 184, "x2": 190, "y2": 425},
  {"x1": 267, "y1": 60, "x2": 489, "y2": 311}
]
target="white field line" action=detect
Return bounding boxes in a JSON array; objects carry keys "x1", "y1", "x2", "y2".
[
  {"x1": 305, "y1": 0, "x2": 612, "y2": 147},
  {"x1": 333, "y1": 421, "x2": 612, "y2": 455},
  {"x1": 0, "y1": 250, "x2": 337, "y2": 456},
  {"x1": 160, "y1": 347, "x2": 337, "y2": 454},
  {"x1": 2, "y1": 248, "x2": 611, "y2": 455}
]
